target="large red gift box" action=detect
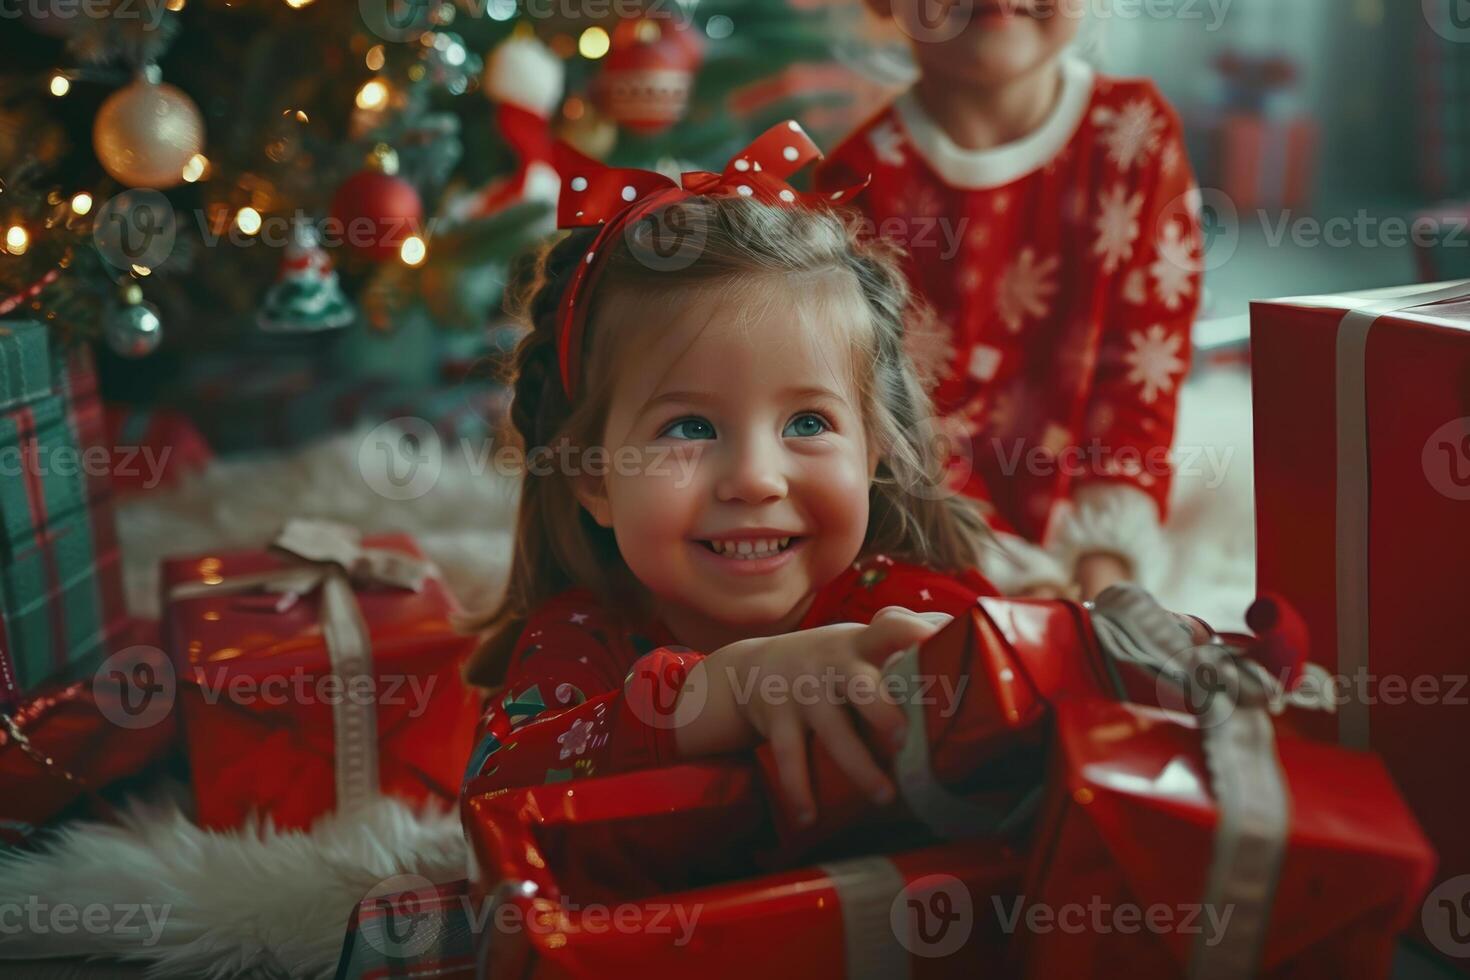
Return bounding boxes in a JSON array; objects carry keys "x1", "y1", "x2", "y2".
[
  {"x1": 162, "y1": 521, "x2": 482, "y2": 830},
  {"x1": 1212, "y1": 113, "x2": 1317, "y2": 213},
  {"x1": 1016, "y1": 698, "x2": 1434, "y2": 979},
  {"x1": 463, "y1": 763, "x2": 1025, "y2": 979},
  {"x1": 1252, "y1": 281, "x2": 1470, "y2": 962}
]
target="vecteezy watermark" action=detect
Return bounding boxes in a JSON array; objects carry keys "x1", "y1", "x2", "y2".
[
  {"x1": 1424, "y1": 0, "x2": 1470, "y2": 44},
  {"x1": 723, "y1": 664, "x2": 968, "y2": 718},
  {"x1": 356, "y1": 419, "x2": 705, "y2": 502},
  {"x1": 359, "y1": 874, "x2": 703, "y2": 960},
  {"x1": 1151, "y1": 645, "x2": 1470, "y2": 728},
  {"x1": 191, "y1": 668, "x2": 439, "y2": 716},
  {"x1": 0, "y1": 897, "x2": 172, "y2": 946},
  {"x1": 986, "y1": 439, "x2": 1236, "y2": 490},
  {"x1": 93, "y1": 645, "x2": 177, "y2": 731},
  {"x1": 0, "y1": 441, "x2": 174, "y2": 492},
  {"x1": 993, "y1": 896, "x2": 1235, "y2": 947},
  {"x1": 0, "y1": 0, "x2": 171, "y2": 28},
  {"x1": 359, "y1": 0, "x2": 692, "y2": 42},
  {"x1": 1424, "y1": 417, "x2": 1470, "y2": 501},
  {"x1": 93, "y1": 188, "x2": 177, "y2": 274},
  {"x1": 891, "y1": 873, "x2": 975, "y2": 958},
  {"x1": 1422, "y1": 875, "x2": 1470, "y2": 958}
]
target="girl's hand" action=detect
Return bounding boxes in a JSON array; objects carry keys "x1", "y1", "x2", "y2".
[
  {"x1": 700, "y1": 607, "x2": 953, "y2": 827},
  {"x1": 1075, "y1": 552, "x2": 1131, "y2": 601}
]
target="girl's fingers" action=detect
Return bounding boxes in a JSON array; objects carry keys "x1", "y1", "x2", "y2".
[
  {"x1": 843, "y1": 660, "x2": 908, "y2": 753},
  {"x1": 857, "y1": 606, "x2": 954, "y2": 663},
  {"x1": 767, "y1": 710, "x2": 816, "y2": 826},
  {"x1": 806, "y1": 699, "x2": 896, "y2": 806}
]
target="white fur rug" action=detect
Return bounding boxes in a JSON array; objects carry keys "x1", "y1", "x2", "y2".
[{"x1": 0, "y1": 365, "x2": 1257, "y2": 978}]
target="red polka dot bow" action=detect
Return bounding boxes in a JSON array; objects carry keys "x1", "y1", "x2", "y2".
[{"x1": 552, "y1": 119, "x2": 871, "y2": 399}]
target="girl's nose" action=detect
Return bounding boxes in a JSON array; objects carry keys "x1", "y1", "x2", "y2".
[{"x1": 714, "y1": 435, "x2": 788, "y2": 504}]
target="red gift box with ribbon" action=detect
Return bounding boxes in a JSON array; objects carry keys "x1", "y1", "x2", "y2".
[
  {"x1": 161, "y1": 520, "x2": 482, "y2": 830},
  {"x1": 1252, "y1": 282, "x2": 1470, "y2": 965},
  {"x1": 462, "y1": 762, "x2": 1025, "y2": 980},
  {"x1": 1015, "y1": 697, "x2": 1434, "y2": 979}
]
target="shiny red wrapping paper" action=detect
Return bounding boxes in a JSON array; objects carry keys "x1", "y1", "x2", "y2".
[
  {"x1": 463, "y1": 762, "x2": 1025, "y2": 980},
  {"x1": 161, "y1": 534, "x2": 481, "y2": 830}
]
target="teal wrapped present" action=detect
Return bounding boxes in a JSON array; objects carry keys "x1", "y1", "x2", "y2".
[
  {"x1": 0, "y1": 393, "x2": 122, "y2": 706},
  {"x1": 0, "y1": 321, "x2": 53, "y2": 413}
]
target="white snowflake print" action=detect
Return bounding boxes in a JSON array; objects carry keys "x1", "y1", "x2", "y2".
[
  {"x1": 1122, "y1": 268, "x2": 1148, "y2": 306},
  {"x1": 868, "y1": 120, "x2": 906, "y2": 167},
  {"x1": 1149, "y1": 219, "x2": 1199, "y2": 311},
  {"x1": 1161, "y1": 141, "x2": 1182, "y2": 177},
  {"x1": 1123, "y1": 325, "x2": 1186, "y2": 405},
  {"x1": 961, "y1": 266, "x2": 983, "y2": 294},
  {"x1": 1092, "y1": 99, "x2": 1163, "y2": 172},
  {"x1": 966, "y1": 224, "x2": 990, "y2": 249},
  {"x1": 1085, "y1": 401, "x2": 1116, "y2": 439},
  {"x1": 996, "y1": 248, "x2": 1059, "y2": 333},
  {"x1": 898, "y1": 181, "x2": 946, "y2": 224},
  {"x1": 992, "y1": 192, "x2": 1012, "y2": 215},
  {"x1": 967, "y1": 344, "x2": 1003, "y2": 383},
  {"x1": 903, "y1": 314, "x2": 957, "y2": 392},
  {"x1": 1093, "y1": 184, "x2": 1144, "y2": 274},
  {"x1": 557, "y1": 718, "x2": 596, "y2": 760}
]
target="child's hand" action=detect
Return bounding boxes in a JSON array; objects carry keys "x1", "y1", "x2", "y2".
[
  {"x1": 676, "y1": 607, "x2": 952, "y2": 826},
  {"x1": 1075, "y1": 552, "x2": 1131, "y2": 601}
]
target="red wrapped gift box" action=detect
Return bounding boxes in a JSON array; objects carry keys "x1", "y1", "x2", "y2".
[
  {"x1": 162, "y1": 521, "x2": 482, "y2": 830},
  {"x1": 1, "y1": 620, "x2": 176, "y2": 847},
  {"x1": 463, "y1": 763, "x2": 1025, "y2": 979},
  {"x1": 1252, "y1": 281, "x2": 1470, "y2": 962},
  {"x1": 1016, "y1": 698, "x2": 1435, "y2": 979},
  {"x1": 1210, "y1": 113, "x2": 1317, "y2": 212}
]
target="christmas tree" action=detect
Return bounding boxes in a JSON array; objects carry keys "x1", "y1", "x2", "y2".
[{"x1": 0, "y1": 0, "x2": 898, "y2": 424}]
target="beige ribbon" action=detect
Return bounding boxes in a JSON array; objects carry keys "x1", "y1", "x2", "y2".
[
  {"x1": 169, "y1": 519, "x2": 434, "y2": 814},
  {"x1": 816, "y1": 855, "x2": 913, "y2": 980},
  {"x1": 1089, "y1": 584, "x2": 1340, "y2": 979}
]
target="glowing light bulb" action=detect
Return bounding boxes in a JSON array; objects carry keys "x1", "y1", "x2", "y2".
[
  {"x1": 578, "y1": 27, "x2": 610, "y2": 60},
  {"x1": 71, "y1": 192, "x2": 93, "y2": 215},
  {"x1": 181, "y1": 154, "x2": 208, "y2": 183},
  {"x1": 49, "y1": 74, "x2": 70, "y2": 97},
  {"x1": 235, "y1": 207, "x2": 262, "y2": 235},
  {"x1": 356, "y1": 79, "x2": 389, "y2": 111},
  {"x1": 399, "y1": 235, "x2": 427, "y2": 267},
  {"x1": 5, "y1": 226, "x2": 28, "y2": 255}
]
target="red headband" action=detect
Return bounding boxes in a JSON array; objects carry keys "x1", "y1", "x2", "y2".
[{"x1": 552, "y1": 120, "x2": 871, "y2": 399}]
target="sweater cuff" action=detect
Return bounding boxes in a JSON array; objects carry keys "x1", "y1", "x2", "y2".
[
  {"x1": 615, "y1": 647, "x2": 705, "y2": 770},
  {"x1": 977, "y1": 530, "x2": 1072, "y2": 596},
  {"x1": 1047, "y1": 482, "x2": 1166, "y2": 592}
]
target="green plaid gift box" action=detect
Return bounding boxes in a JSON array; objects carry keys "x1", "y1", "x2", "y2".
[
  {"x1": 0, "y1": 393, "x2": 121, "y2": 706},
  {"x1": 0, "y1": 321, "x2": 54, "y2": 414},
  {"x1": 334, "y1": 879, "x2": 476, "y2": 980}
]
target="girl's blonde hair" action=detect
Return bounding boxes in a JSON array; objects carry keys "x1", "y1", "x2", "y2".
[{"x1": 463, "y1": 195, "x2": 991, "y2": 686}]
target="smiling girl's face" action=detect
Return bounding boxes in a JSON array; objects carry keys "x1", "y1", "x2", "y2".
[
  {"x1": 575, "y1": 273, "x2": 878, "y2": 646},
  {"x1": 878, "y1": 0, "x2": 1084, "y2": 88}
]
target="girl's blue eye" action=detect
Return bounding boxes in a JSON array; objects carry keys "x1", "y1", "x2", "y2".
[
  {"x1": 784, "y1": 413, "x2": 829, "y2": 438},
  {"x1": 663, "y1": 417, "x2": 716, "y2": 440}
]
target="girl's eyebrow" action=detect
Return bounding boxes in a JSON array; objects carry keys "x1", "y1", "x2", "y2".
[{"x1": 640, "y1": 384, "x2": 846, "y2": 415}]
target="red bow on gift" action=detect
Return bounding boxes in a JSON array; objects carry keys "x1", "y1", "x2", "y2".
[{"x1": 551, "y1": 120, "x2": 871, "y2": 398}]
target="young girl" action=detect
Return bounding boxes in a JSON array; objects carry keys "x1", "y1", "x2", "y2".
[
  {"x1": 461, "y1": 125, "x2": 1005, "y2": 824},
  {"x1": 815, "y1": 1, "x2": 1204, "y2": 600}
]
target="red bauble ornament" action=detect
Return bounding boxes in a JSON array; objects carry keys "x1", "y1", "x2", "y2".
[
  {"x1": 596, "y1": 18, "x2": 704, "y2": 135},
  {"x1": 330, "y1": 165, "x2": 424, "y2": 262}
]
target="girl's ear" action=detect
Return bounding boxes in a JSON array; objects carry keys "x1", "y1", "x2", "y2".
[{"x1": 573, "y1": 471, "x2": 614, "y2": 528}]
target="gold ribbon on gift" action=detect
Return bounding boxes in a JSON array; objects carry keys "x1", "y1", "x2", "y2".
[{"x1": 168, "y1": 519, "x2": 435, "y2": 815}]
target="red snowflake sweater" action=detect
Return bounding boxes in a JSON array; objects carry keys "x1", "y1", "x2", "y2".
[
  {"x1": 814, "y1": 60, "x2": 1203, "y2": 593},
  {"x1": 461, "y1": 556, "x2": 997, "y2": 794}
]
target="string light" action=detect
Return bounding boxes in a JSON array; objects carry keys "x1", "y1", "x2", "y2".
[
  {"x1": 356, "y1": 79, "x2": 389, "y2": 111},
  {"x1": 365, "y1": 45, "x2": 385, "y2": 71},
  {"x1": 399, "y1": 235, "x2": 426, "y2": 266},
  {"x1": 49, "y1": 74, "x2": 69, "y2": 97},
  {"x1": 284, "y1": 0, "x2": 314, "y2": 7},
  {"x1": 235, "y1": 207, "x2": 262, "y2": 235},
  {"x1": 166, "y1": 0, "x2": 185, "y2": 9},
  {"x1": 131, "y1": 264, "x2": 152, "y2": 277},
  {"x1": 578, "y1": 27, "x2": 610, "y2": 60},
  {"x1": 181, "y1": 154, "x2": 208, "y2": 182},
  {"x1": 70, "y1": 192, "x2": 92, "y2": 215},
  {"x1": 5, "y1": 226, "x2": 29, "y2": 256}
]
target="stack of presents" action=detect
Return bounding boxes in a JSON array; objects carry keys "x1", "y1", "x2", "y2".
[{"x1": 4, "y1": 278, "x2": 1470, "y2": 980}]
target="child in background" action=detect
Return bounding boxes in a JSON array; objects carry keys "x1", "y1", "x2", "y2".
[
  {"x1": 816, "y1": 0, "x2": 1204, "y2": 600},
  {"x1": 462, "y1": 128, "x2": 1001, "y2": 824}
]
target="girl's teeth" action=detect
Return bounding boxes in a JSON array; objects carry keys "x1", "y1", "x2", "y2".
[{"x1": 707, "y1": 537, "x2": 793, "y2": 559}]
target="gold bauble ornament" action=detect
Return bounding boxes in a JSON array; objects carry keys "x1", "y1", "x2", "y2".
[{"x1": 93, "y1": 74, "x2": 205, "y2": 189}]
